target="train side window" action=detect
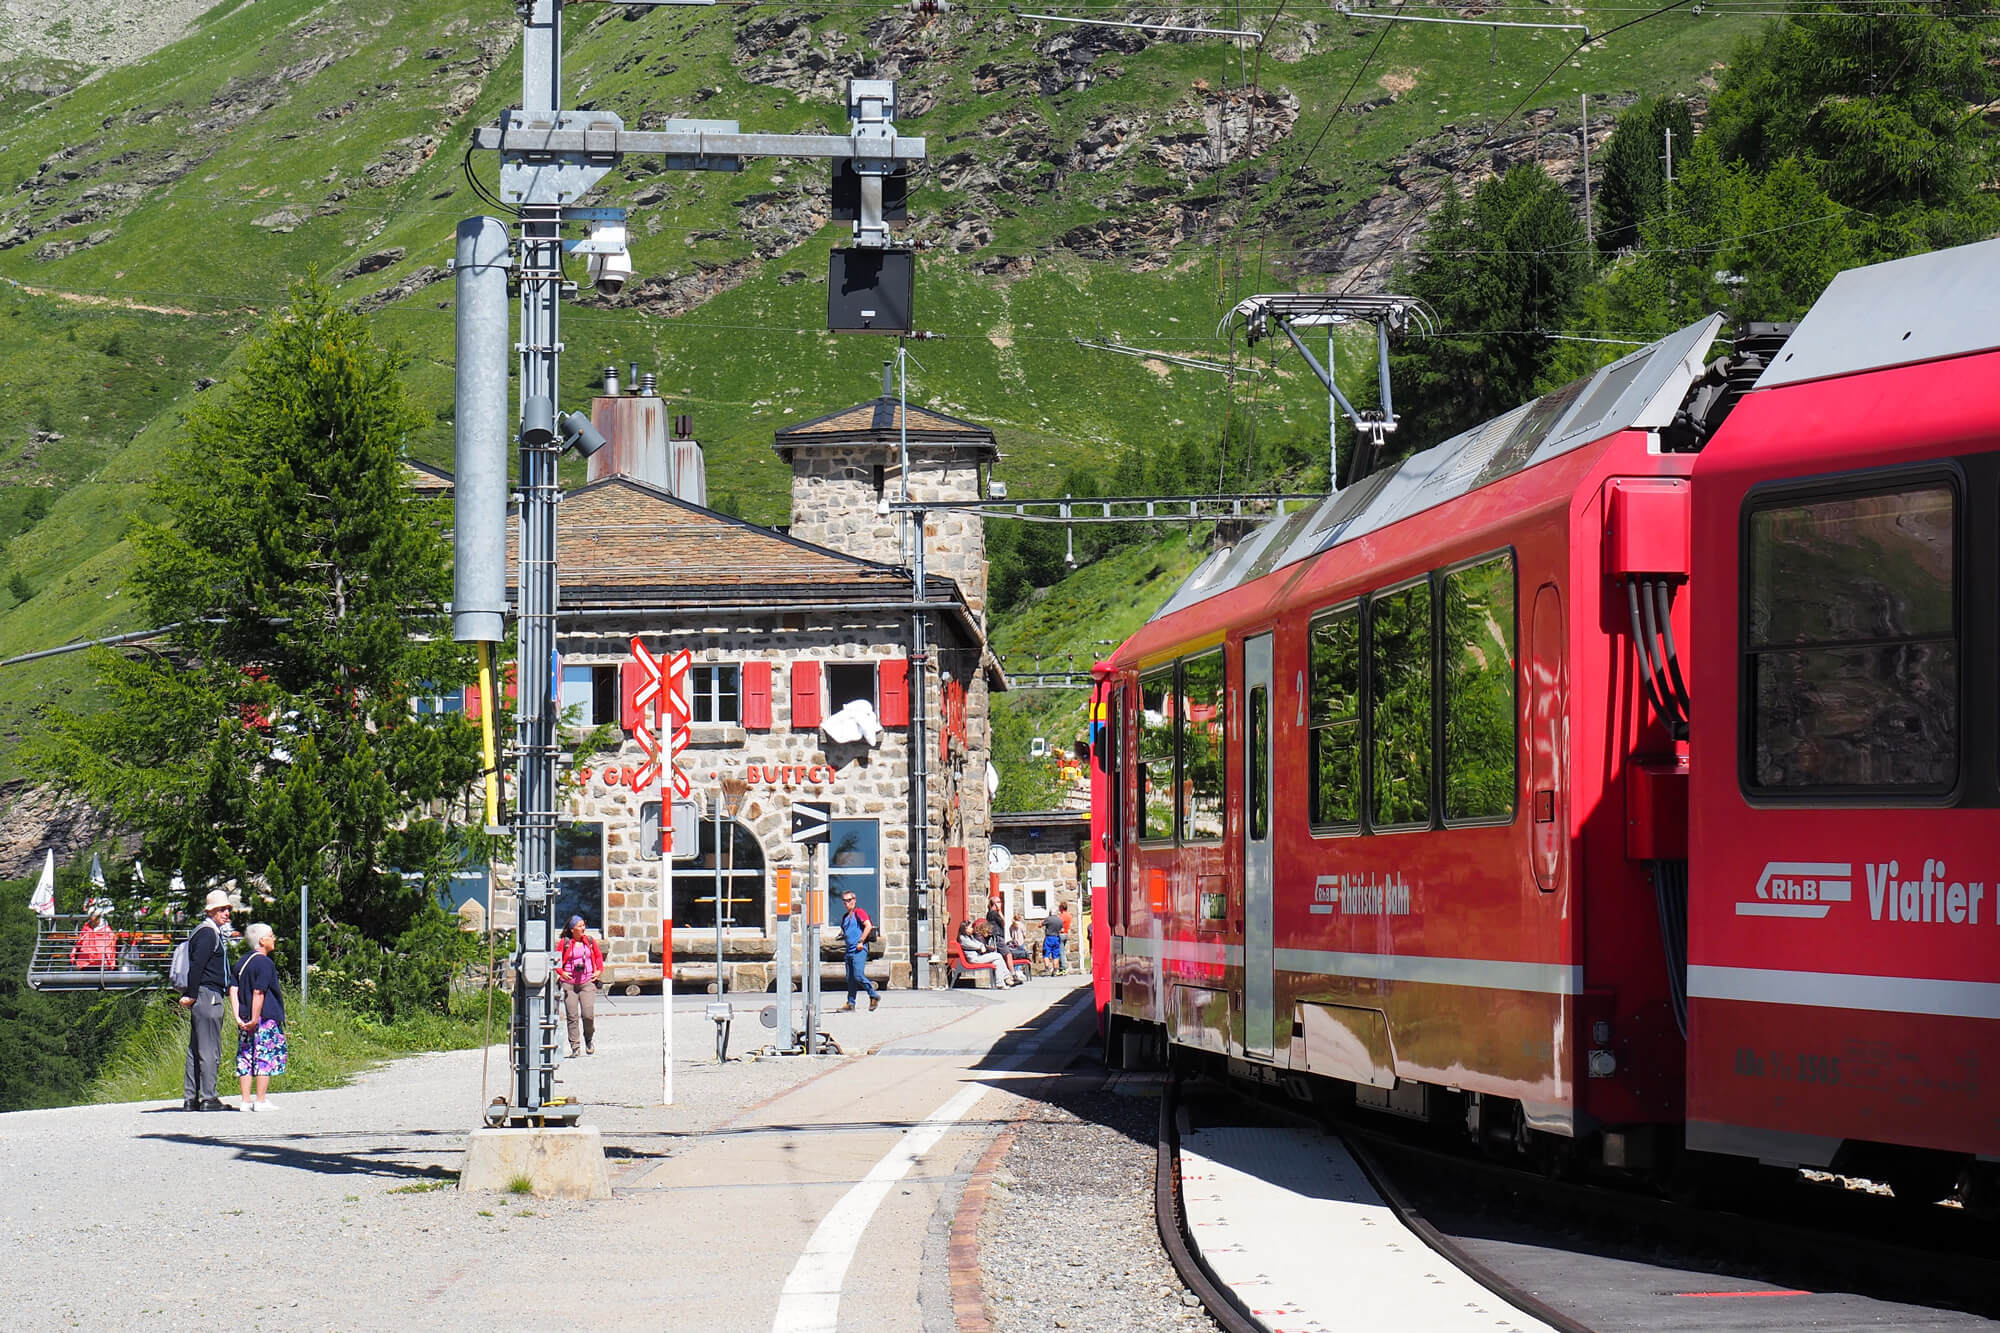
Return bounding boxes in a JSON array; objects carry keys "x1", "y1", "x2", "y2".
[
  {"x1": 1369, "y1": 579, "x2": 1434, "y2": 829},
  {"x1": 1180, "y1": 650, "x2": 1226, "y2": 842},
  {"x1": 1139, "y1": 670, "x2": 1177, "y2": 840},
  {"x1": 1307, "y1": 607, "x2": 1363, "y2": 831},
  {"x1": 1442, "y1": 553, "x2": 1518, "y2": 823},
  {"x1": 1744, "y1": 480, "x2": 1958, "y2": 793}
]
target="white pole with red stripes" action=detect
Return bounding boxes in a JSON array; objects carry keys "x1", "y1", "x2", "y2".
[{"x1": 629, "y1": 638, "x2": 691, "y2": 1106}]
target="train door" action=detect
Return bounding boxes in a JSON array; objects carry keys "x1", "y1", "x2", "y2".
[
  {"x1": 1243, "y1": 633, "x2": 1276, "y2": 1059},
  {"x1": 1530, "y1": 584, "x2": 1568, "y2": 894}
]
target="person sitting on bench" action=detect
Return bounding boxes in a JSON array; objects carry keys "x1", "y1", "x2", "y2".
[{"x1": 957, "y1": 918, "x2": 1016, "y2": 988}]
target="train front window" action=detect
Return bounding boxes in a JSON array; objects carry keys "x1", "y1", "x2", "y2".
[
  {"x1": 1443, "y1": 554, "x2": 1517, "y2": 823},
  {"x1": 1745, "y1": 481, "x2": 1958, "y2": 793},
  {"x1": 1139, "y1": 671, "x2": 1176, "y2": 840},
  {"x1": 1181, "y1": 650, "x2": 1225, "y2": 842},
  {"x1": 1308, "y1": 608, "x2": 1362, "y2": 830},
  {"x1": 1369, "y1": 580, "x2": 1435, "y2": 828}
]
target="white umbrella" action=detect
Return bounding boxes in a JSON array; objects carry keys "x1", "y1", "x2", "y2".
[
  {"x1": 28, "y1": 850, "x2": 55, "y2": 918},
  {"x1": 89, "y1": 852, "x2": 106, "y2": 891}
]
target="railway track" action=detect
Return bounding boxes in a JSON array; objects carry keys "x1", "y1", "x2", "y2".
[{"x1": 1153, "y1": 1074, "x2": 2000, "y2": 1332}]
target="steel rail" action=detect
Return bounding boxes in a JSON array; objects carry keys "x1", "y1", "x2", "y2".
[
  {"x1": 1154, "y1": 1074, "x2": 1266, "y2": 1333},
  {"x1": 1341, "y1": 1130, "x2": 1596, "y2": 1333}
]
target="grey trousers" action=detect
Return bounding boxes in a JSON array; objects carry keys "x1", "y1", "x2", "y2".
[
  {"x1": 561, "y1": 979, "x2": 596, "y2": 1054},
  {"x1": 183, "y1": 989, "x2": 225, "y2": 1101}
]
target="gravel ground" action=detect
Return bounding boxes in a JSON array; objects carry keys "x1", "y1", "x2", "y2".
[
  {"x1": 0, "y1": 985, "x2": 990, "y2": 1332},
  {"x1": 979, "y1": 1069, "x2": 1221, "y2": 1333}
]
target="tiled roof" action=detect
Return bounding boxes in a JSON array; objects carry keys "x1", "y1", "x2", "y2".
[
  {"x1": 403, "y1": 459, "x2": 454, "y2": 494},
  {"x1": 772, "y1": 396, "x2": 998, "y2": 456},
  {"x1": 505, "y1": 476, "x2": 955, "y2": 610}
]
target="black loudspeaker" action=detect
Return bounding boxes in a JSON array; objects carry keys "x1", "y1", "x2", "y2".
[
  {"x1": 827, "y1": 248, "x2": 914, "y2": 334},
  {"x1": 830, "y1": 159, "x2": 909, "y2": 221}
]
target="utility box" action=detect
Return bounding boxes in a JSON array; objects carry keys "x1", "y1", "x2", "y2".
[
  {"x1": 1626, "y1": 755, "x2": 1689, "y2": 861},
  {"x1": 828, "y1": 248, "x2": 913, "y2": 334}
]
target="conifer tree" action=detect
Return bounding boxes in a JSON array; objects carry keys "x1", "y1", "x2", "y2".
[
  {"x1": 32, "y1": 281, "x2": 486, "y2": 1015},
  {"x1": 1391, "y1": 165, "x2": 1592, "y2": 457},
  {"x1": 1594, "y1": 97, "x2": 1697, "y2": 256}
]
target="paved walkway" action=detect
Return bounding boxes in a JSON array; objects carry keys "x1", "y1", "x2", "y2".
[{"x1": 0, "y1": 977, "x2": 1094, "y2": 1332}]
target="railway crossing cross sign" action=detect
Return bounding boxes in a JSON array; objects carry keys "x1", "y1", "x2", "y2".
[
  {"x1": 628, "y1": 639, "x2": 694, "y2": 796},
  {"x1": 790, "y1": 801, "x2": 831, "y2": 845}
]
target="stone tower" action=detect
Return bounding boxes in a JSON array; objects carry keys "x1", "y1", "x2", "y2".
[
  {"x1": 773, "y1": 389, "x2": 998, "y2": 621},
  {"x1": 773, "y1": 386, "x2": 1004, "y2": 962}
]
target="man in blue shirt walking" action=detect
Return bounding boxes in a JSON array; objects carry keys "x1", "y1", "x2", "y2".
[{"x1": 837, "y1": 891, "x2": 880, "y2": 1012}]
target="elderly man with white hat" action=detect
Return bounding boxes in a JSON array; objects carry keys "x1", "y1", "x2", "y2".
[{"x1": 178, "y1": 888, "x2": 237, "y2": 1111}]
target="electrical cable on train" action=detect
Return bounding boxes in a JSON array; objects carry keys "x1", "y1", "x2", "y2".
[{"x1": 1085, "y1": 238, "x2": 2000, "y2": 1215}]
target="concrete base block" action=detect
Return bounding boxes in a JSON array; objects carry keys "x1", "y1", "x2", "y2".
[{"x1": 460, "y1": 1126, "x2": 611, "y2": 1200}]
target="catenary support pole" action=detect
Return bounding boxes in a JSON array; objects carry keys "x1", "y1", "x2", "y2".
[
  {"x1": 900, "y1": 343, "x2": 933, "y2": 989},
  {"x1": 1580, "y1": 94, "x2": 1593, "y2": 250},
  {"x1": 509, "y1": 0, "x2": 566, "y2": 1117}
]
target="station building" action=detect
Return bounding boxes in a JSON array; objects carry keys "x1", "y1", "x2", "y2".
[{"x1": 477, "y1": 377, "x2": 1007, "y2": 991}]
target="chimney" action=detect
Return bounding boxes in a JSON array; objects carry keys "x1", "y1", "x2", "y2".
[
  {"x1": 587, "y1": 372, "x2": 706, "y2": 506},
  {"x1": 602, "y1": 363, "x2": 620, "y2": 397}
]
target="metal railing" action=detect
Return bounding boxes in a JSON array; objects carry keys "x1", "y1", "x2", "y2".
[{"x1": 28, "y1": 911, "x2": 184, "y2": 992}]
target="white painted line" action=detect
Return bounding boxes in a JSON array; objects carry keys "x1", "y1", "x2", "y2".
[
  {"x1": 771, "y1": 1080, "x2": 987, "y2": 1333},
  {"x1": 770, "y1": 995, "x2": 1094, "y2": 1333}
]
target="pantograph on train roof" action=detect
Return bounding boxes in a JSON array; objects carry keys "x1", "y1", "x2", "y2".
[{"x1": 1153, "y1": 313, "x2": 1725, "y2": 623}]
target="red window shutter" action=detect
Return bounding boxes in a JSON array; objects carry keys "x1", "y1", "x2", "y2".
[
  {"x1": 468, "y1": 662, "x2": 518, "y2": 720},
  {"x1": 743, "y1": 661, "x2": 773, "y2": 730},
  {"x1": 620, "y1": 660, "x2": 650, "y2": 731},
  {"x1": 879, "y1": 658, "x2": 910, "y2": 726},
  {"x1": 791, "y1": 661, "x2": 821, "y2": 730}
]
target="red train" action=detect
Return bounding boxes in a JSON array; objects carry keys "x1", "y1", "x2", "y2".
[{"x1": 1088, "y1": 239, "x2": 2000, "y2": 1206}]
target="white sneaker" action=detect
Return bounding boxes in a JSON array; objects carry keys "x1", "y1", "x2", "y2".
[{"x1": 255, "y1": 1100, "x2": 278, "y2": 1112}]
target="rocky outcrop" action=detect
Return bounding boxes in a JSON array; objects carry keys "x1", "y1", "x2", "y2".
[
  {"x1": 1298, "y1": 98, "x2": 1637, "y2": 291},
  {"x1": 355, "y1": 265, "x2": 448, "y2": 313},
  {"x1": 0, "y1": 782, "x2": 118, "y2": 881}
]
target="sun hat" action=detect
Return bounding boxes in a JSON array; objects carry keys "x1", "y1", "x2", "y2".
[{"x1": 203, "y1": 888, "x2": 233, "y2": 911}]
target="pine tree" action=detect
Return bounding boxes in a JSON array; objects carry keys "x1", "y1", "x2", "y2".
[
  {"x1": 31, "y1": 281, "x2": 486, "y2": 1015},
  {"x1": 1391, "y1": 165, "x2": 1593, "y2": 457},
  {"x1": 1595, "y1": 97, "x2": 1698, "y2": 256},
  {"x1": 1707, "y1": 0, "x2": 2000, "y2": 253}
]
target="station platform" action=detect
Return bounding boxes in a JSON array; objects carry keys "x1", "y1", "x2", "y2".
[
  {"x1": 0, "y1": 975, "x2": 1096, "y2": 1332},
  {"x1": 1180, "y1": 1126, "x2": 1559, "y2": 1333}
]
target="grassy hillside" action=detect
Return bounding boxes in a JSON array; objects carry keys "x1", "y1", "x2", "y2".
[{"x1": 0, "y1": 0, "x2": 1766, "y2": 779}]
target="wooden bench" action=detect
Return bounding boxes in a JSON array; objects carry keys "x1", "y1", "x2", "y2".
[{"x1": 947, "y1": 940, "x2": 999, "y2": 989}]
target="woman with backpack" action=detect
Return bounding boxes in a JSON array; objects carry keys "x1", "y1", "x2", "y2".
[
  {"x1": 557, "y1": 916, "x2": 604, "y2": 1057},
  {"x1": 231, "y1": 922, "x2": 287, "y2": 1112}
]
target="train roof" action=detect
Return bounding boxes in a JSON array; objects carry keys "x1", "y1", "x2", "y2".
[
  {"x1": 1752, "y1": 236, "x2": 2000, "y2": 391},
  {"x1": 1150, "y1": 313, "x2": 1723, "y2": 622}
]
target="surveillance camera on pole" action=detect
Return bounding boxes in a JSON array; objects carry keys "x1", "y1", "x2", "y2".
[{"x1": 581, "y1": 220, "x2": 632, "y2": 294}]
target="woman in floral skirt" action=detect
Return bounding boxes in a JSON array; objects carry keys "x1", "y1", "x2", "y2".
[{"x1": 231, "y1": 922, "x2": 288, "y2": 1111}]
